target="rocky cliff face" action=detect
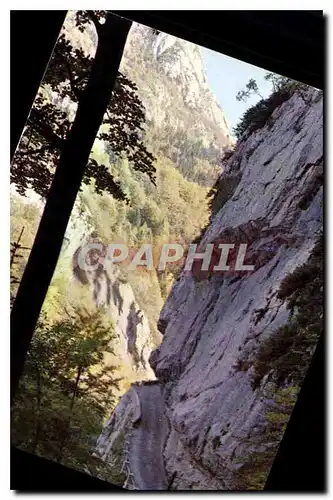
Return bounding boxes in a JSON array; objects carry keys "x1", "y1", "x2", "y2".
[
  {"x1": 97, "y1": 87, "x2": 323, "y2": 490},
  {"x1": 11, "y1": 188, "x2": 156, "y2": 379},
  {"x1": 12, "y1": 13, "x2": 234, "y2": 390}
]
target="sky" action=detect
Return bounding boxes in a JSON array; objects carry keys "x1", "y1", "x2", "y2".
[{"x1": 202, "y1": 47, "x2": 277, "y2": 132}]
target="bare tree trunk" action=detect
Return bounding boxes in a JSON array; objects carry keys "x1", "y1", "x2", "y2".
[{"x1": 69, "y1": 366, "x2": 82, "y2": 414}]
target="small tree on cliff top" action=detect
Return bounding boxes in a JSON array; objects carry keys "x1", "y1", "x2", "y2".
[{"x1": 233, "y1": 73, "x2": 310, "y2": 139}]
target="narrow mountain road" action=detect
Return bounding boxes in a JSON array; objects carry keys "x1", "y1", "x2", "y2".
[{"x1": 128, "y1": 383, "x2": 168, "y2": 490}]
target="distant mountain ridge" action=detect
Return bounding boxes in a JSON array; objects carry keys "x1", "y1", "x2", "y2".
[{"x1": 122, "y1": 23, "x2": 234, "y2": 150}]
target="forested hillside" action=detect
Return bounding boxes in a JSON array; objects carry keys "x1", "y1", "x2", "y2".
[{"x1": 10, "y1": 12, "x2": 233, "y2": 478}]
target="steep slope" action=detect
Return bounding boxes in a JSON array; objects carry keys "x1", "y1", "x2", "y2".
[
  {"x1": 63, "y1": 15, "x2": 234, "y2": 186},
  {"x1": 11, "y1": 14, "x2": 234, "y2": 391},
  {"x1": 64, "y1": 15, "x2": 233, "y2": 152},
  {"x1": 97, "y1": 87, "x2": 323, "y2": 489}
]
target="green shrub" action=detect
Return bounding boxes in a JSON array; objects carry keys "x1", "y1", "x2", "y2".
[{"x1": 233, "y1": 89, "x2": 292, "y2": 139}]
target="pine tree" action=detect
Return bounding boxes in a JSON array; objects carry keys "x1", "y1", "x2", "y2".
[
  {"x1": 235, "y1": 78, "x2": 263, "y2": 102},
  {"x1": 11, "y1": 307, "x2": 120, "y2": 474}
]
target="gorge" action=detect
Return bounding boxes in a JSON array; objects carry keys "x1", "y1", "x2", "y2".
[{"x1": 10, "y1": 15, "x2": 323, "y2": 491}]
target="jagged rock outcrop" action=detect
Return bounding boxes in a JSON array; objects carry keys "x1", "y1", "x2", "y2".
[
  {"x1": 150, "y1": 87, "x2": 323, "y2": 489},
  {"x1": 10, "y1": 187, "x2": 157, "y2": 378},
  {"x1": 98, "y1": 87, "x2": 323, "y2": 490}
]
